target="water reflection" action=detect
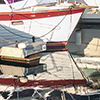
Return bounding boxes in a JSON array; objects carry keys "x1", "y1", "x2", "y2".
[{"x1": 81, "y1": 68, "x2": 100, "y2": 89}]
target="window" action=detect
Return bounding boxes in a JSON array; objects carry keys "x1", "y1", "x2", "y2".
[{"x1": 11, "y1": 21, "x2": 24, "y2": 25}]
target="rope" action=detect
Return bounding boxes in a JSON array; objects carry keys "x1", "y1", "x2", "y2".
[
  {"x1": 39, "y1": 7, "x2": 73, "y2": 39},
  {"x1": 7, "y1": 5, "x2": 73, "y2": 41}
]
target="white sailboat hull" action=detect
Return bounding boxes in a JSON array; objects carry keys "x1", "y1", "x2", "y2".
[
  {"x1": 0, "y1": 12, "x2": 82, "y2": 42},
  {"x1": 0, "y1": 1, "x2": 84, "y2": 42}
]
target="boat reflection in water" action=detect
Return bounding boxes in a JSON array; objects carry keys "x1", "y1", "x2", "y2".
[
  {"x1": 0, "y1": 0, "x2": 99, "y2": 100},
  {"x1": 82, "y1": 68, "x2": 100, "y2": 89}
]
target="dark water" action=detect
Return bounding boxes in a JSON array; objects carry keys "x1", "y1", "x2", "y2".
[{"x1": 1, "y1": 89, "x2": 100, "y2": 100}]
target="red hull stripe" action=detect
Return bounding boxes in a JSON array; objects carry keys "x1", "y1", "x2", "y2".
[
  {"x1": 46, "y1": 41, "x2": 68, "y2": 52},
  {"x1": 47, "y1": 41, "x2": 68, "y2": 46},
  {"x1": 0, "y1": 78, "x2": 86, "y2": 87},
  {"x1": 0, "y1": 8, "x2": 84, "y2": 21}
]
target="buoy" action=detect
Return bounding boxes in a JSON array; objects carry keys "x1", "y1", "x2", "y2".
[
  {"x1": 19, "y1": 77, "x2": 28, "y2": 83},
  {"x1": 18, "y1": 43, "x2": 26, "y2": 49}
]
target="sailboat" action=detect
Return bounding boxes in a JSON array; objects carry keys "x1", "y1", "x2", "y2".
[
  {"x1": 0, "y1": 0, "x2": 99, "y2": 99},
  {"x1": 0, "y1": 0, "x2": 94, "y2": 43},
  {"x1": 0, "y1": 0, "x2": 88, "y2": 85}
]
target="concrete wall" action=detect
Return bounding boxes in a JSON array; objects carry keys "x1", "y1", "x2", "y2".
[
  {"x1": 66, "y1": 0, "x2": 100, "y2": 57},
  {"x1": 67, "y1": 29, "x2": 100, "y2": 57}
]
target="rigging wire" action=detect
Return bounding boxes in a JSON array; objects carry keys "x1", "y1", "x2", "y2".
[
  {"x1": 68, "y1": 51, "x2": 89, "y2": 83},
  {"x1": 39, "y1": 7, "x2": 73, "y2": 39}
]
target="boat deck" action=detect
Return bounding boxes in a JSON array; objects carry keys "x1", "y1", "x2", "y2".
[{"x1": 0, "y1": 24, "x2": 44, "y2": 48}]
